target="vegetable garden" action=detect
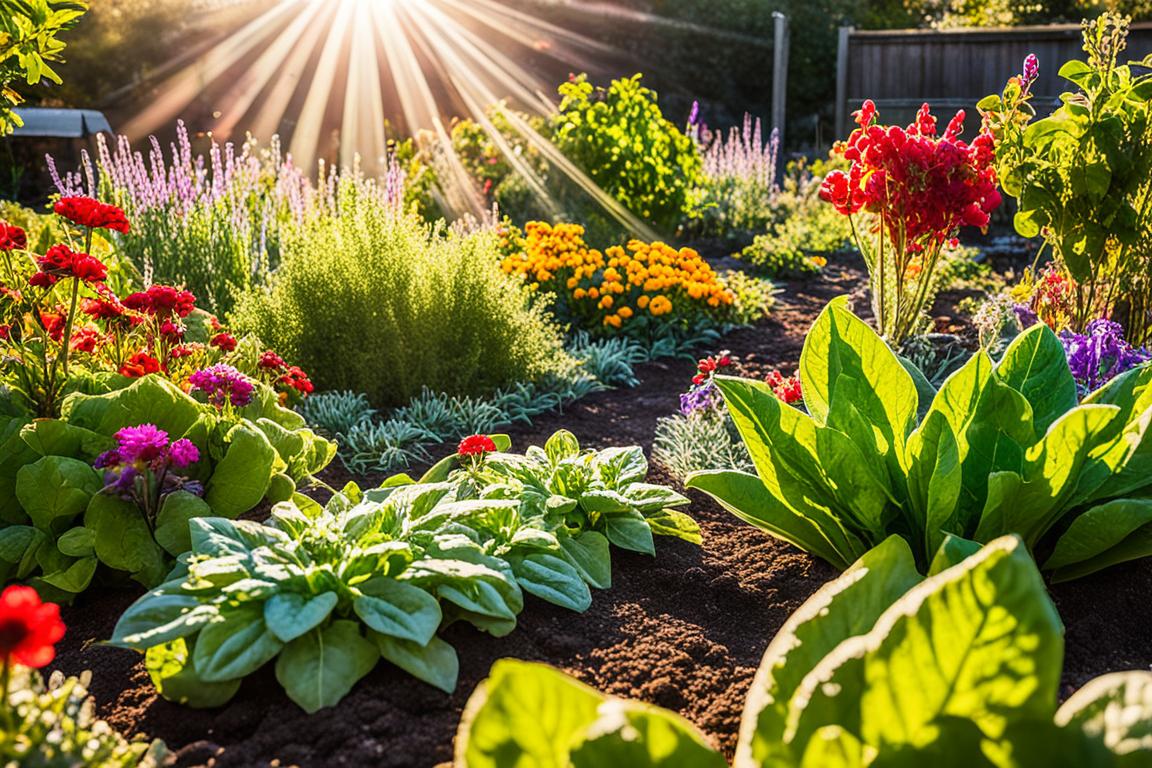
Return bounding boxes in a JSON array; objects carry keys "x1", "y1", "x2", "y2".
[{"x1": 1, "y1": 3, "x2": 1152, "y2": 767}]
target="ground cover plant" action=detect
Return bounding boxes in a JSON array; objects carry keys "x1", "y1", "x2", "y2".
[
  {"x1": 109, "y1": 430, "x2": 696, "y2": 713},
  {"x1": 689, "y1": 297, "x2": 1152, "y2": 581},
  {"x1": 455, "y1": 535, "x2": 1152, "y2": 767}
]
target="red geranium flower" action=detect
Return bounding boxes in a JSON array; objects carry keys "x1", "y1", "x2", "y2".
[
  {"x1": 0, "y1": 222, "x2": 27, "y2": 252},
  {"x1": 458, "y1": 434, "x2": 497, "y2": 457},
  {"x1": 39, "y1": 309, "x2": 66, "y2": 342},
  {"x1": 123, "y1": 284, "x2": 196, "y2": 318},
  {"x1": 54, "y1": 197, "x2": 131, "y2": 234},
  {"x1": 70, "y1": 326, "x2": 105, "y2": 354},
  {"x1": 692, "y1": 352, "x2": 732, "y2": 385},
  {"x1": 765, "y1": 370, "x2": 803, "y2": 405},
  {"x1": 119, "y1": 351, "x2": 163, "y2": 378},
  {"x1": 32, "y1": 244, "x2": 108, "y2": 286},
  {"x1": 0, "y1": 585, "x2": 66, "y2": 668},
  {"x1": 258, "y1": 350, "x2": 286, "y2": 371},
  {"x1": 210, "y1": 332, "x2": 237, "y2": 352},
  {"x1": 278, "y1": 365, "x2": 313, "y2": 395}
]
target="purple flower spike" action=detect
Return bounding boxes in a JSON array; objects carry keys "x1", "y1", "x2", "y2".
[{"x1": 1022, "y1": 54, "x2": 1039, "y2": 86}]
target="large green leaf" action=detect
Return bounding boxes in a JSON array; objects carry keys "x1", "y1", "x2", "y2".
[
  {"x1": 61, "y1": 376, "x2": 204, "y2": 439},
  {"x1": 0, "y1": 417, "x2": 37, "y2": 524},
  {"x1": 559, "y1": 531, "x2": 612, "y2": 590},
  {"x1": 15, "y1": 456, "x2": 101, "y2": 533},
  {"x1": 154, "y1": 491, "x2": 213, "y2": 556},
  {"x1": 146, "y1": 637, "x2": 242, "y2": 708},
  {"x1": 204, "y1": 421, "x2": 278, "y2": 517},
  {"x1": 275, "y1": 620, "x2": 379, "y2": 714},
  {"x1": 353, "y1": 578, "x2": 442, "y2": 645},
  {"x1": 84, "y1": 493, "x2": 166, "y2": 585},
  {"x1": 784, "y1": 536, "x2": 1062, "y2": 756},
  {"x1": 112, "y1": 591, "x2": 219, "y2": 648},
  {"x1": 193, "y1": 606, "x2": 284, "y2": 682},
  {"x1": 374, "y1": 633, "x2": 459, "y2": 693},
  {"x1": 264, "y1": 592, "x2": 339, "y2": 643},
  {"x1": 18, "y1": 418, "x2": 112, "y2": 460},
  {"x1": 735, "y1": 536, "x2": 924, "y2": 768},
  {"x1": 1055, "y1": 671, "x2": 1152, "y2": 763},
  {"x1": 904, "y1": 411, "x2": 963, "y2": 560},
  {"x1": 509, "y1": 552, "x2": 593, "y2": 612},
  {"x1": 569, "y1": 700, "x2": 726, "y2": 768},
  {"x1": 1044, "y1": 499, "x2": 1152, "y2": 572},
  {"x1": 996, "y1": 324, "x2": 1079, "y2": 436},
  {"x1": 800, "y1": 298, "x2": 918, "y2": 455},
  {"x1": 457, "y1": 660, "x2": 605, "y2": 768}
]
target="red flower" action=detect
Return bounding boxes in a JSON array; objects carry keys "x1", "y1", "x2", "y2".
[
  {"x1": 693, "y1": 352, "x2": 732, "y2": 385},
  {"x1": 0, "y1": 222, "x2": 27, "y2": 252},
  {"x1": 278, "y1": 365, "x2": 313, "y2": 395},
  {"x1": 54, "y1": 197, "x2": 130, "y2": 234},
  {"x1": 119, "y1": 351, "x2": 163, "y2": 378},
  {"x1": 458, "y1": 434, "x2": 497, "y2": 457},
  {"x1": 169, "y1": 343, "x2": 204, "y2": 360},
  {"x1": 210, "y1": 332, "x2": 237, "y2": 352},
  {"x1": 39, "y1": 310, "x2": 66, "y2": 342},
  {"x1": 33, "y1": 244, "x2": 108, "y2": 285},
  {"x1": 0, "y1": 585, "x2": 66, "y2": 668},
  {"x1": 0, "y1": 325, "x2": 10, "y2": 340},
  {"x1": 765, "y1": 370, "x2": 803, "y2": 405},
  {"x1": 70, "y1": 326, "x2": 105, "y2": 354},
  {"x1": 123, "y1": 285, "x2": 196, "y2": 318},
  {"x1": 258, "y1": 350, "x2": 286, "y2": 371}
]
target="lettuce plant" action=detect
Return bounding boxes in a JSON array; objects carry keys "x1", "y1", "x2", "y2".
[
  {"x1": 455, "y1": 535, "x2": 1152, "y2": 767},
  {"x1": 111, "y1": 431, "x2": 697, "y2": 712},
  {"x1": 0, "y1": 376, "x2": 334, "y2": 600},
  {"x1": 688, "y1": 298, "x2": 1152, "y2": 581}
]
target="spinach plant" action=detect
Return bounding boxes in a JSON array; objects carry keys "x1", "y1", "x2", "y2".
[
  {"x1": 455, "y1": 535, "x2": 1152, "y2": 767},
  {"x1": 688, "y1": 298, "x2": 1152, "y2": 581}
]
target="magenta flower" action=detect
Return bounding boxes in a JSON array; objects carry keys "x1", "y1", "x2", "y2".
[
  {"x1": 1022, "y1": 54, "x2": 1039, "y2": 87},
  {"x1": 168, "y1": 439, "x2": 200, "y2": 469},
  {"x1": 189, "y1": 364, "x2": 255, "y2": 409},
  {"x1": 114, "y1": 424, "x2": 170, "y2": 465}
]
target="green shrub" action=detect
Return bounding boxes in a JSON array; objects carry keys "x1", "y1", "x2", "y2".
[
  {"x1": 652, "y1": 411, "x2": 752, "y2": 481},
  {"x1": 551, "y1": 74, "x2": 704, "y2": 234},
  {"x1": 688, "y1": 298, "x2": 1152, "y2": 581},
  {"x1": 454, "y1": 535, "x2": 1152, "y2": 767},
  {"x1": 230, "y1": 204, "x2": 569, "y2": 408},
  {"x1": 3, "y1": 667, "x2": 165, "y2": 766},
  {"x1": 0, "y1": 0, "x2": 87, "y2": 135}
]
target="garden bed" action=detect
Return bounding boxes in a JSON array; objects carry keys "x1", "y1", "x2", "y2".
[{"x1": 49, "y1": 262, "x2": 1152, "y2": 768}]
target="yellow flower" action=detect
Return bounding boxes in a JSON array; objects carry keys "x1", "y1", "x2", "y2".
[
  {"x1": 618, "y1": 306, "x2": 634, "y2": 319},
  {"x1": 599, "y1": 295, "x2": 614, "y2": 310}
]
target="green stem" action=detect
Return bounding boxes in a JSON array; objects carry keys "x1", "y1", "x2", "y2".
[{"x1": 0, "y1": 656, "x2": 12, "y2": 741}]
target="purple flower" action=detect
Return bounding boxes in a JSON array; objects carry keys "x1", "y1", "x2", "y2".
[
  {"x1": 1013, "y1": 303, "x2": 1039, "y2": 331},
  {"x1": 688, "y1": 100, "x2": 700, "y2": 126},
  {"x1": 115, "y1": 424, "x2": 170, "y2": 465},
  {"x1": 1022, "y1": 54, "x2": 1039, "y2": 87},
  {"x1": 94, "y1": 450, "x2": 121, "y2": 469},
  {"x1": 189, "y1": 364, "x2": 255, "y2": 409},
  {"x1": 168, "y1": 439, "x2": 200, "y2": 469},
  {"x1": 1061, "y1": 319, "x2": 1151, "y2": 394},
  {"x1": 680, "y1": 380, "x2": 723, "y2": 416}
]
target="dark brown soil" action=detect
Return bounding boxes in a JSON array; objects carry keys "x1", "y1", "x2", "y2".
[{"x1": 48, "y1": 261, "x2": 1152, "y2": 768}]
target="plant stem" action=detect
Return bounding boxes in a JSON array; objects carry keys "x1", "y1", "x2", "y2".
[{"x1": 0, "y1": 656, "x2": 12, "y2": 742}]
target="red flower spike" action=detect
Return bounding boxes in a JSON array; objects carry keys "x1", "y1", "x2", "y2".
[{"x1": 0, "y1": 585, "x2": 66, "y2": 668}]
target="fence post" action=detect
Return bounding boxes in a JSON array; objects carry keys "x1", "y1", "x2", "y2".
[
  {"x1": 772, "y1": 12, "x2": 790, "y2": 152},
  {"x1": 835, "y1": 25, "x2": 853, "y2": 140}
]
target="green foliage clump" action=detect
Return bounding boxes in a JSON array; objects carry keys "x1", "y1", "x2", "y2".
[
  {"x1": 738, "y1": 158, "x2": 853, "y2": 277},
  {"x1": 454, "y1": 535, "x2": 1152, "y2": 767},
  {"x1": 980, "y1": 13, "x2": 1152, "y2": 343},
  {"x1": 0, "y1": 0, "x2": 87, "y2": 135},
  {"x1": 689, "y1": 298, "x2": 1152, "y2": 581},
  {"x1": 3, "y1": 667, "x2": 165, "y2": 766},
  {"x1": 230, "y1": 207, "x2": 570, "y2": 409},
  {"x1": 652, "y1": 411, "x2": 752, "y2": 480},
  {"x1": 0, "y1": 376, "x2": 334, "y2": 601},
  {"x1": 110, "y1": 431, "x2": 696, "y2": 712},
  {"x1": 551, "y1": 74, "x2": 704, "y2": 234}
]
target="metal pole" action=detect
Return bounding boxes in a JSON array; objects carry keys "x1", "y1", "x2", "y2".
[
  {"x1": 835, "y1": 26, "x2": 854, "y2": 140},
  {"x1": 771, "y1": 12, "x2": 790, "y2": 153}
]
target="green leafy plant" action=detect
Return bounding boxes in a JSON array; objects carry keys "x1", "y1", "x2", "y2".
[
  {"x1": 653, "y1": 410, "x2": 752, "y2": 480},
  {"x1": 980, "y1": 14, "x2": 1152, "y2": 344},
  {"x1": 110, "y1": 431, "x2": 698, "y2": 712},
  {"x1": 455, "y1": 535, "x2": 1152, "y2": 767},
  {"x1": 688, "y1": 297, "x2": 1152, "y2": 581},
  {"x1": 0, "y1": 0, "x2": 87, "y2": 135},
  {"x1": 0, "y1": 376, "x2": 334, "y2": 600},
  {"x1": 230, "y1": 207, "x2": 569, "y2": 409},
  {"x1": 551, "y1": 74, "x2": 704, "y2": 234}
]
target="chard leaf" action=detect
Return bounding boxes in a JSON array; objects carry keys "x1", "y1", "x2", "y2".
[
  {"x1": 112, "y1": 592, "x2": 218, "y2": 648},
  {"x1": 559, "y1": 530, "x2": 612, "y2": 590},
  {"x1": 193, "y1": 606, "x2": 284, "y2": 682},
  {"x1": 375, "y1": 633, "x2": 458, "y2": 693},
  {"x1": 996, "y1": 323, "x2": 1079, "y2": 435},
  {"x1": 276, "y1": 620, "x2": 379, "y2": 714},
  {"x1": 204, "y1": 421, "x2": 278, "y2": 517},
  {"x1": 16, "y1": 456, "x2": 101, "y2": 534},
  {"x1": 509, "y1": 552, "x2": 592, "y2": 612},
  {"x1": 155, "y1": 491, "x2": 212, "y2": 556},
  {"x1": 1044, "y1": 499, "x2": 1152, "y2": 572},
  {"x1": 85, "y1": 492, "x2": 166, "y2": 585}
]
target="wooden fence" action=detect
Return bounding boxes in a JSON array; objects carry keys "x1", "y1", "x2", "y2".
[{"x1": 835, "y1": 23, "x2": 1152, "y2": 140}]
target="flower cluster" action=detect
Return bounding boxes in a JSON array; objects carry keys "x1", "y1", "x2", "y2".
[
  {"x1": 189, "y1": 364, "x2": 255, "y2": 410},
  {"x1": 1061, "y1": 319, "x2": 1151, "y2": 394},
  {"x1": 95, "y1": 424, "x2": 200, "y2": 495},
  {"x1": 1011, "y1": 264, "x2": 1077, "y2": 333},
  {"x1": 122, "y1": 284, "x2": 197, "y2": 319},
  {"x1": 766, "y1": 370, "x2": 803, "y2": 405},
  {"x1": 256, "y1": 350, "x2": 314, "y2": 405},
  {"x1": 0, "y1": 222, "x2": 27, "y2": 252},
  {"x1": 53, "y1": 196, "x2": 131, "y2": 234},
  {"x1": 0, "y1": 586, "x2": 65, "y2": 669},
  {"x1": 820, "y1": 101, "x2": 1002, "y2": 343},
  {"x1": 28, "y1": 244, "x2": 108, "y2": 287},
  {"x1": 680, "y1": 353, "x2": 732, "y2": 416},
  {"x1": 458, "y1": 434, "x2": 497, "y2": 457},
  {"x1": 501, "y1": 222, "x2": 733, "y2": 334}
]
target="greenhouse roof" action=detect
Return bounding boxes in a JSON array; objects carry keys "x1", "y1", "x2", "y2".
[{"x1": 11, "y1": 108, "x2": 113, "y2": 138}]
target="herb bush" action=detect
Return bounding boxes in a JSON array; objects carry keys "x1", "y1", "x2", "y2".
[
  {"x1": 455, "y1": 535, "x2": 1152, "y2": 767},
  {"x1": 551, "y1": 74, "x2": 704, "y2": 234},
  {"x1": 230, "y1": 207, "x2": 569, "y2": 408},
  {"x1": 692, "y1": 113, "x2": 781, "y2": 238},
  {"x1": 980, "y1": 16, "x2": 1152, "y2": 345},
  {"x1": 689, "y1": 297, "x2": 1152, "y2": 581},
  {"x1": 110, "y1": 431, "x2": 696, "y2": 712}
]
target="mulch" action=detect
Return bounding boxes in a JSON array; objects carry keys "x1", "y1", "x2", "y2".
[{"x1": 48, "y1": 259, "x2": 1152, "y2": 767}]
